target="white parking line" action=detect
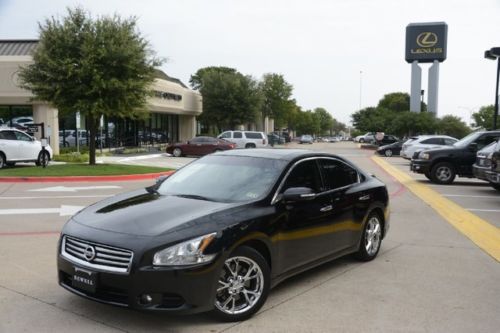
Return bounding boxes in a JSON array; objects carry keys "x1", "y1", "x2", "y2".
[
  {"x1": 467, "y1": 208, "x2": 500, "y2": 213},
  {"x1": 443, "y1": 194, "x2": 500, "y2": 199}
]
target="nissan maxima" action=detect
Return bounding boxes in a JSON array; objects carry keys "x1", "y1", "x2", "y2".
[{"x1": 57, "y1": 149, "x2": 390, "y2": 321}]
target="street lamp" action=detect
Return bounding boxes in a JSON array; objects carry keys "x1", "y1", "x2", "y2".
[{"x1": 484, "y1": 47, "x2": 500, "y2": 130}]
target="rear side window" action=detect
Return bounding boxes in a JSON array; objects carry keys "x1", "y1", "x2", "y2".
[
  {"x1": 233, "y1": 132, "x2": 243, "y2": 139},
  {"x1": 0, "y1": 131, "x2": 17, "y2": 140},
  {"x1": 444, "y1": 138, "x2": 457, "y2": 145},
  {"x1": 318, "y1": 159, "x2": 359, "y2": 191},
  {"x1": 244, "y1": 132, "x2": 263, "y2": 139},
  {"x1": 421, "y1": 138, "x2": 442, "y2": 145}
]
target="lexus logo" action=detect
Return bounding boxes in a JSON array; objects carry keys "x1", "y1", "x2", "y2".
[
  {"x1": 416, "y1": 32, "x2": 438, "y2": 48},
  {"x1": 83, "y1": 245, "x2": 96, "y2": 261}
]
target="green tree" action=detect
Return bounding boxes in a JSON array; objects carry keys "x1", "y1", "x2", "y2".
[
  {"x1": 351, "y1": 107, "x2": 394, "y2": 133},
  {"x1": 388, "y1": 111, "x2": 438, "y2": 137},
  {"x1": 259, "y1": 73, "x2": 294, "y2": 128},
  {"x1": 437, "y1": 115, "x2": 471, "y2": 138},
  {"x1": 19, "y1": 7, "x2": 158, "y2": 164},
  {"x1": 378, "y1": 91, "x2": 427, "y2": 112},
  {"x1": 472, "y1": 105, "x2": 494, "y2": 130},
  {"x1": 313, "y1": 107, "x2": 334, "y2": 135},
  {"x1": 191, "y1": 67, "x2": 261, "y2": 131}
]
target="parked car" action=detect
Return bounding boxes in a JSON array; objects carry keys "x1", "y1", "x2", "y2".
[
  {"x1": 376, "y1": 141, "x2": 403, "y2": 157},
  {"x1": 166, "y1": 136, "x2": 235, "y2": 157},
  {"x1": 401, "y1": 135, "x2": 458, "y2": 160},
  {"x1": 472, "y1": 141, "x2": 498, "y2": 184},
  {"x1": 484, "y1": 140, "x2": 500, "y2": 191},
  {"x1": 410, "y1": 130, "x2": 500, "y2": 184},
  {"x1": 0, "y1": 128, "x2": 52, "y2": 168},
  {"x1": 267, "y1": 133, "x2": 286, "y2": 145},
  {"x1": 354, "y1": 132, "x2": 375, "y2": 143},
  {"x1": 371, "y1": 135, "x2": 399, "y2": 146},
  {"x1": 57, "y1": 149, "x2": 389, "y2": 321},
  {"x1": 218, "y1": 130, "x2": 267, "y2": 148},
  {"x1": 299, "y1": 134, "x2": 314, "y2": 144}
]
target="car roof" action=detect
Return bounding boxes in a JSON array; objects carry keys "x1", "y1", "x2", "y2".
[{"x1": 216, "y1": 148, "x2": 339, "y2": 161}]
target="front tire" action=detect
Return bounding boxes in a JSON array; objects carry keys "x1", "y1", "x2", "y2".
[
  {"x1": 245, "y1": 143, "x2": 256, "y2": 149},
  {"x1": 430, "y1": 162, "x2": 456, "y2": 184},
  {"x1": 359, "y1": 138, "x2": 365, "y2": 143},
  {"x1": 0, "y1": 153, "x2": 5, "y2": 169},
  {"x1": 384, "y1": 149, "x2": 393, "y2": 157},
  {"x1": 490, "y1": 182, "x2": 500, "y2": 192},
  {"x1": 356, "y1": 213, "x2": 383, "y2": 261},
  {"x1": 172, "y1": 147, "x2": 183, "y2": 157},
  {"x1": 212, "y1": 246, "x2": 270, "y2": 322},
  {"x1": 35, "y1": 151, "x2": 50, "y2": 167}
]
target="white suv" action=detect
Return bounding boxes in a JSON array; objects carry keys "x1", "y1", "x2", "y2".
[
  {"x1": 0, "y1": 128, "x2": 53, "y2": 168},
  {"x1": 401, "y1": 135, "x2": 458, "y2": 159},
  {"x1": 218, "y1": 131, "x2": 268, "y2": 148}
]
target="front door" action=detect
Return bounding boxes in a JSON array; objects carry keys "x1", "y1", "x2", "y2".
[{"x1": 274, "y1": 159, "x2": 338, "y2": 274}]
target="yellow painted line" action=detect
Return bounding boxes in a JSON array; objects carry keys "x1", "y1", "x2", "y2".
[{"x1": 371, "y1": 155, "x2": 500, "y2": 262}]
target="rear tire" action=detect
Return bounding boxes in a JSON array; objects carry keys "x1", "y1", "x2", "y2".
[
  {"x1": 359, "y1": 138, "x2": 365, "y2": 143},
  {"x1": 430, "y1": 162, "x2": 456, "y2": 184},
  {"x1": 245, "y1": 143, "x2": 256, "y2": 149},
  {"x1": 211, "y1": 246, "x2": 270, "y2": 322},
  {"x1": 355, "y1": 212, "x2": 383, "y2": 261}
]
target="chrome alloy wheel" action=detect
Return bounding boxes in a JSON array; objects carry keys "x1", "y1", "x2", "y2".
[
  {"x1": 215, "y1": 256, "x2": 264, "y2": 315},
  {"x1": 365, "y1": 216, "x2": 382, "y2": 256}
]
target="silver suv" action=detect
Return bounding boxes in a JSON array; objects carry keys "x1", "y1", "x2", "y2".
[
  {"x1": 401, "y1": 135, "x2": 458, "y2": 160},
  {"x1": 218, "y1": 131, "x2": 268, "y2": 148}
]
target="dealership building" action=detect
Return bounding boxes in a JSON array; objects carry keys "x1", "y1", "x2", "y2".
[{"x1": 0, "y1": 40, "x2": 202, "y2": 155}]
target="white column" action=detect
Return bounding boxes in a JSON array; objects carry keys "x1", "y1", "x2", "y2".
[{"x1": 32, "y1": 103, "x2": 59, "y2": 155}]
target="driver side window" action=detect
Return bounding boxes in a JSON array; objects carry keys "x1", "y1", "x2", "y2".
[{"x1": 282, "y1": 160, "x2": 322, "y2": 193}]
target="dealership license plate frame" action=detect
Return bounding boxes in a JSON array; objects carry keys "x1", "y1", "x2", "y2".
[{"x1": 72, "y1": 266, "x2": 98, "y2": 293}]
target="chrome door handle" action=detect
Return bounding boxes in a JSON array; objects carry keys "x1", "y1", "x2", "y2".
[
  {"x1": 320, "y1": 205, "x2": 333, "y2": 212},
  {"x1": 358, "y1": 194, "x2": 371, "y2": 201}
]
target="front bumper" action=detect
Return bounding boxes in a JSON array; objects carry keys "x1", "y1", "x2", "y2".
[
  {"x1": 410, "y1": 159, "x2": 431, "y2": 174},
  {"x1": 58, "y1": 253, "x2": 223, "y2": 314},
  {"x1": 485, "y1": 170, "x2": 500, "y2": 184},
  {"x1": 473, "y1": 164, "x2": 490, "y2": 182}
]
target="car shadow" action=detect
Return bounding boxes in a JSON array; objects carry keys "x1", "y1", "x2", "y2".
[{"x1": 60, "y1": 255, "x2": 362, "y2": 330}]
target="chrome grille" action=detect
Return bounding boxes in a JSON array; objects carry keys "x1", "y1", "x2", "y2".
[{"x1": 61, "y1": 236, "x2": 133, "y2": 274}]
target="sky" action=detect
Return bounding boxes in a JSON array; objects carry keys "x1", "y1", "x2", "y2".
[{"x1": 1, "y1": 0, "x2": 499, "y2": 125}]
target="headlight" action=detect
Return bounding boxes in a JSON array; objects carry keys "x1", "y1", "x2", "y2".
[
  {"x1": 419, "y1": 152, "x2": 430, "y2": 160},
  {"x1": 153, "y1": 232, "x2": 217, "y2": 266}
]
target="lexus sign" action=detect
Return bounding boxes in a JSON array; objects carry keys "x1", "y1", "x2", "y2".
[{"x1": 406, "y1": 22, "x2": 448, "y2": 63}]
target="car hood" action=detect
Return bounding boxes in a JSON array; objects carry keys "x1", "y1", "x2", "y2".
[{"x1": 71, "y1": 189, "x2": 238, "y2": 236}]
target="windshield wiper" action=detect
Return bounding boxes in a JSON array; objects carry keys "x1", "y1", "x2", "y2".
[{"x1": 173, "y1": 194, "x2": 213, "y2": 201}]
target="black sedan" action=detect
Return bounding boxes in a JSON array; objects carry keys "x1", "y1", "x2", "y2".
[
  {"x1": 57, "y1": 149, "x2": 390, "y2": 321},
  {"x1": 376, "y1": 141, "x2": 403, "y2": 157}
]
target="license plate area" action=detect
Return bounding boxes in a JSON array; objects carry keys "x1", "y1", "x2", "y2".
[{"x1": 72, "y1": 266, "x2": 98, "y2": 293}]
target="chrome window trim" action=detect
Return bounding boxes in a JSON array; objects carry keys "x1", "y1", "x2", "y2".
[
  {"x1": 271, "y1": 156, "x2": 361, "y2": 205},
  {"x1": 61, "y1": 235, "x2": 134, "y2": 275}
]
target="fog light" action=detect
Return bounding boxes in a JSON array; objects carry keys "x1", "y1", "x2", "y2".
[{"x1": 140, "y1": 294, "x2": 153, "y2": 305}]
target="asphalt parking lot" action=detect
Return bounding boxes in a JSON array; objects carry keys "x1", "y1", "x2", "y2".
[{"x1": 1, "y1": 141, "x2": 499, "y2": 332}]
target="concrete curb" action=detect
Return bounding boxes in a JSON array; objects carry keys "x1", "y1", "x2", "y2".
[{"x1": 0, "y1": 170, "x2": 175, "y2": 183}]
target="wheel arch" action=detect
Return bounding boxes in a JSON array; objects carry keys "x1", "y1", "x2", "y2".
[{"x1": 237, "y1": 239, "x2": 272, "y2": 270}]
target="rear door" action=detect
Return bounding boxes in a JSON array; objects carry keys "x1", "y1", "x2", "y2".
[{"x1": 317, "y1": 158, "x2": 364, "y2": 250}]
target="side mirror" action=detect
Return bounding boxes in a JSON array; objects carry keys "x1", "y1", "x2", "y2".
[
  {"x1": 155, "y1": 174, "x2": 170, "y2": 184},
  {"x1": 468, "y1": 142, "x2": 478, "y2": 151},
  {"x1": 283, "y1": 187, "x2": 316, "y2": 202}
]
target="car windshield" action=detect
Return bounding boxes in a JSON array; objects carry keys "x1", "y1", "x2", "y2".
[
  {"x1": 453, "y1": 132, "x2": 481, "y2": 148},
  {"x1": 157, "y1": 155, "x2": 287, "y2": 203}
]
